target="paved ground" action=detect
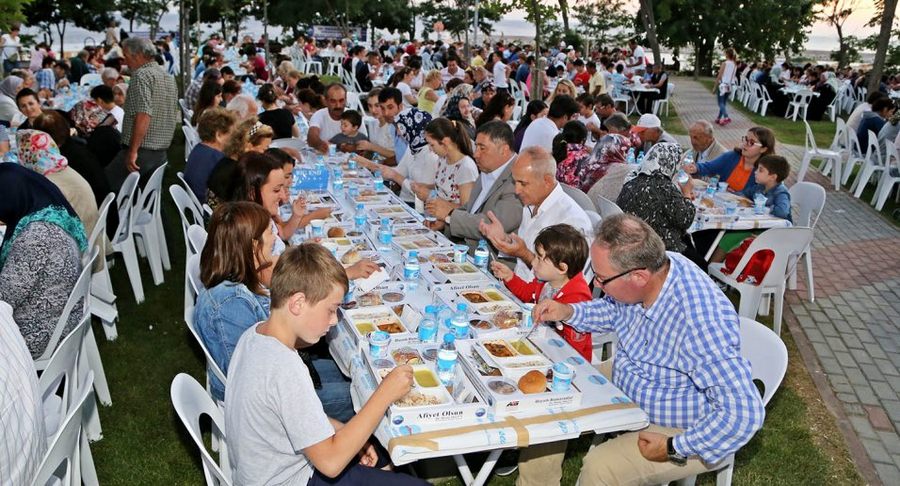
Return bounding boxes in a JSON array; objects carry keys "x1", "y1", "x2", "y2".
[{"x1": 670, "y1": 77, "x2": 900, "y2": 486}]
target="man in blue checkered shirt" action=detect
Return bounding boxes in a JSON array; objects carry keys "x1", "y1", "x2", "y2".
[{"x1": 523, "y1": 214, "x2": 765, "y2": 485}]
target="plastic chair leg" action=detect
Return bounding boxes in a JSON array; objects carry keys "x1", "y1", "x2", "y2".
[
  {"x1": 796, "y1": 154, "x2": 812, "y2": 183},
  {"x1": 155, "y1": 214, "x2": 171, "y2": 271},
  {"x1": 736, "y1": 286, "x2": 763, "y2": 321},
  {"x1": 831, "y1": 159, "x2": 842, "y2": 190},
  {"x1": 81, "y1": 432, "x2": 99, "y2": 486},
  {"x1": 773, "y1": 284, "x2": 786, "y2": 335},
  {"x1": 141, "y1": 224, "x2": 165, "y2": 285},
  {"x1": 120, "y1": 239, "x2": 145, "y2": 303},
  {"x1": 82, "y1": 328, "x2": 111, "y2": 406},
  {"x1": 805, "y1": 250, "x2": 815, "y2": 302},
  {"x1": 716, "y1": 463, "x2": 734, "y2": 486},
  {"x1": 852, "y1": 166, "x2": 876, "y2": 198}
]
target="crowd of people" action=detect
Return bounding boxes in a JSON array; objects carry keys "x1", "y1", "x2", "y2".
[{"x1": 4, "y1": 24, "x2": 897, "y2": 486}]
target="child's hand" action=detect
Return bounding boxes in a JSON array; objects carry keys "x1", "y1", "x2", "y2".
[
  {"x1": 291, "y1": 196, "x2": 308, "y2": 217},
  {"x1": 378, "y1": 365, "x2": 413, "y2": 403},
  {"x1": 490, "y1": 260, "x2": 513, "y2": 282}
]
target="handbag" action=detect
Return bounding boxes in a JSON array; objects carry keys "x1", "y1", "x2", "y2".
[
  {"x1": 722, "y1": 236, "x2": 774, "y2": 285},
  {"x1": 718, "y1": 82, "x2": 731, "y2": 95}
]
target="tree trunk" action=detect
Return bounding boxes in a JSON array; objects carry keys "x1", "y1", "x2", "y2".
[
  {"x1": 697, "y1": 40, "x2": 714, "y2": 77},
  {"x1": 558, "y1": 0, "x2": 570, "y2": 33},
  {"x1": 530, "y1": 0, "x2": 543, "y2": 100},
  {"x1": 638, "y1": 0, "x2": 662, "y2": 66},
  {"x1": 868, "y1": 0, "x2": 898, "y2": 93},
  {"x1": 692, "y1": 42, "x2": 700, "y2": 80},
  {"x1": 835, "y1": 24, "x2": 846, "y2": 69},
  {"x1": 55, "y1": 22, "x2": 67, "y2": 58}
]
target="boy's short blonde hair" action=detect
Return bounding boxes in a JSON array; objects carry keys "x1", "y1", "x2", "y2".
[{"x1": 270, "y1": 244, "x2": 349, "y2": 308}]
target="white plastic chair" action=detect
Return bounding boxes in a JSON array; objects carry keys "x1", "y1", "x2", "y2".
[
  {"x1": 170, "y1": 184, "x2": 205, "y2": 256},
  {"x1": 171, "y1": 373, "x2": 232, "y2": 486},
  {"x1": 132, "y1": 163, "x2": 171, "y2": 286},
  {"x1": 179, "y1": 98, "x2": 194, "y2": 120},
  {"x1": 652, "y1": 83, "x2": 673, "y2": 117},
  {"x1": 824, "y1": 95, "x2": 840, "y2": 122},
  {"x1": 79, "y1": 73, "x2": 102, "y2": 87},
  {"x1": 183, "y1": 124, "x2": 200, "y2": 161},
  {"x1": 30, "y1": 371, "x2": 95, "y2": 486},
  {"x1": 672, "y1": 317, "x2": 788, "y2": 486},
  {"x1": 594, "y1": 194, "x2": 624, "y2": 219},
  {"x1": 37, "y1": 318, "x2": 99, "y2": 486},
  {"x1": 708, "y1": 228, "x2": 814, "y2": 336},
  {"x1": 873, "y1": 139, "x2": 900, "y2": 211},
  {"x1": 796, "y1": 120, "x2": 843, "y2": 189},
  {"x1": 110, "y1": 172, "x2": 144, "y2": 303},
  {"x1": 849, "y1": 130, "x2": 884, "y2": 199},
  {"x1": 177, "y1": 171, "x2": 212, "y2": 217},
  {"x1": 303, "y1": 51, "x2": 322, "y2": 75},
  {"x1": 346, "y1": 91, "x2": 365, "y2": 114},
  {"x1": 827, "y1": 118, "x2": 850, "y2": 168},
  {"x1": 787, "y1": 182, "x2": 826, "y2": 302},
  {"x1": 785, "y1": 90, "x2": 813, "y2": 121},
  {"x1": 431, "y1": 94, "x2": 448, "y2": 117},
  {"x1": 586, "y1": 210, "x2": 602, "y2": 230},
  {"x1": 756, "y1": 87, "x2": 773, "y2": 117},
  {"x1": 188, "y1": 225, "x2": 208, "y2": 258},
  {"x1": 86, "y1": 193, "x2": 119, "y2": 340},
  {"x1": 185, "y1": 254, "x2": 228, "y2": 398}
]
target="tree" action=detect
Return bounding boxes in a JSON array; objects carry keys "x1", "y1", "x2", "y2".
[
  {"x1": 572, "y1": 0, "x2": 633, "y2": 49},
  {"x1": 819, "y1": 0, "x2": 858, "y2": 69},
  {"x1": 867, "y1": 0, "x2": 898, "y2": 93},
  {"x1": 416, "y1": 0, "x2": 506, "y2": 41},
  {"x1": 0, "y1": 0, "x2": 30, "y2": 32},
  {"x1": 118, "y1": 0, "x2": 171, "y2": 38},
  {"x1": 829, "y1": 34, "x2": 863, "y2": 65},
  {"x1": 26, "y1": 0, "x2": 113, "y2": 54},
  {"x1": 557, "y1": 0, "x2": 570, "y2": 33},
  {"x1": 637, "y1": 0, "x2": 661, "y2": 68}
]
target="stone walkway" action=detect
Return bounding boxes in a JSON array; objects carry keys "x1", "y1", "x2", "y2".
[{"x1": 669, "y1": 77, "x2": 900, "y2": 486}]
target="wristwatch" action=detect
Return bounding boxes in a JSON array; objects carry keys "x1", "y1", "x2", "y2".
[
  {"x1": 444, "y1": 209, "x2": 454, "y2": 224},
  {"x1": 667, "y1": 437, "x2": 687, "y2": 466}
]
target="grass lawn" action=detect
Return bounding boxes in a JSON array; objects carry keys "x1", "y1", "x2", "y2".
[
  {"x1": 87, "y1": 129, "x2": 862, "y2": 485},
  {"x1": 696, "y1": 79, "x2": 835, "y2": 148}
]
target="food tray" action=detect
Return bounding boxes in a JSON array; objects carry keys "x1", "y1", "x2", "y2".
[
  {"x1": 429, "y1": 261, "x2": 489, "y2": 284},
  {"x1": 457, "y1": 338, "x2": 582, "y2": 415},
  {"x1": 342, "y1": 305, "x2": 411, "y2": 342},
  {"x1": 359, "y1": 342, "x2": 489, "y2": 431}
]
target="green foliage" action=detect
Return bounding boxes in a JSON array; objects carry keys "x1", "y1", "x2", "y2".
[
  {"x1": 571, "y1": 0, "x2": 633, "y2": 48},
  {"x1": 0, "y1": 0, "x2": 30, "y2": 31},
  {"x1": 118, "y1": 0, "x2": 171, "y2": 38},
  {"x1": 829, "y1": 35, "x2": 863, "y2": 66}
]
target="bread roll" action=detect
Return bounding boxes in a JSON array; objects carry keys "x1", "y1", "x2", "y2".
[
  {"x1": 517, "y1": 370, "x2": 547, "y2": 394},
  {"x1": 328, "y1": 227, "x2": 346, "y2": 238}
]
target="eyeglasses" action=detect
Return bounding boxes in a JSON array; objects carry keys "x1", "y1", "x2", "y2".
[
  {"x1": 593, "y1": 267, "x2": 646, "y2": 287},
  {"x1": 741, "y1": 136, "x2": 762, "y2": 147}
]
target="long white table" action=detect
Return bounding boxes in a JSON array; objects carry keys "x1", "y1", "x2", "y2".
[{"x1": 298, "y1": 157, "x2": 649, "y2": 485}]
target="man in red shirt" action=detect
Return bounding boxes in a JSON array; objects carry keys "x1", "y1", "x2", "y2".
[{"x1": 573, "y1": 59, "x2": 591, "y2": 88}]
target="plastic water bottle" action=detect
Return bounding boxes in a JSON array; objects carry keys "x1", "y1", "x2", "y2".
[
  {"x1": 676, "y1": 169, "x2": 690, "y2": 186},
  {"x1": 636, "y1": 150, "x2": 645, "y2": 166},
  {"x1": 753, "y1": 193, "x2": 767, "y2": 215},
  {"x1": 437, "y1": 333, "x2": 458, "y2": 385},
  {"x1": 424, "y1": 189, "x2": 438, "y2": 222},
  {"x1": 680, "y1": 151, "x2": 694, "y2": 184},
  {"x1": 474, "y1": 240, "x2": 489, "y2": 269},
  {"x1": 348, "y1": 182, "x2": 359, "y2": 199},
  {"x1": 332, "y1": 176, "x2": 344, "y2": 193},
  {"x1": 354, "y1": 203, "x2": 367, "y2": 231},
  {"x1": 418, "y1": 305, "x2": 438, "y2": 342},
  {"x1": 707, "y1": 175, "x2": 719, "y2": 198},
  {"x1": 377, "y1": 217, "x2": 393, "y2": 250},
  {"x1": 404, "y1": 250, "x2": 420, "y2": 290},
  {"x1": 450, "y1": 303, "x2": 469, "y2": 339},
  {"x1": 625, "y1": 147, "x2": 636, "y2": 165},
  {"x1": 373, "y1": 170, "x2": 385, "y2": 192},
  {"x1": 437, "y1": 304, "x2": 453, "y2": 330},
  {"x1": 315, "y1": 154, "x2": 326, "y2": 171}
]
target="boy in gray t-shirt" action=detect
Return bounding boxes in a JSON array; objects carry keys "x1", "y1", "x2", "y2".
[{"x1": 225, "y1": 244, "x2": 427, "y2": 485}]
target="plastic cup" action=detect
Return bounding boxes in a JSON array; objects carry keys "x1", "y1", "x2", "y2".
[
  {"x1": 724, "y1": 200, "x2": 738, "y2": 216},
  {"x1": 454, "y1": 244, "x2": 468, "y2": 264},
  {"x1": 368, "y1": 330, "x2": 391, "y2": 358},
  {"x1": 320, "y1": 241, "x2": 339, "y2": 256},
  {"x1": 520, "y1": 303, "x2": 535, "y2": 331},
  {"x1": 551, "y1": 362, "x2": 575, "y2": 392},
  {"x1": 310, "y1": 219, "x2": 325, "y2": 237},
  {"x1": 717, "y1": 182, "x2": 729, "y2": 193}
]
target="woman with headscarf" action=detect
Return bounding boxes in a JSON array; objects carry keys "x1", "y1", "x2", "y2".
[
  {"x1": 16, "y1": 129, "x2": 101, "y2": 243},
  {"x1": 616, "y1": 142, "x2": 696, "y2": 253},
  {"x1": 0, "y1": 75, "x2": 24, "y2": 125},
  {"x1": 70, "y1": 96, "x2": 116, "y2": 138},
  {"x1": 582, "y1": 113, "x2": 639, "y2": 198},
  {"x1": 0, "y1": 163, "x2": 86, "y2": 358},
  {"x1": 441, "y1": 85, "x2": 476, "y2": 139}
]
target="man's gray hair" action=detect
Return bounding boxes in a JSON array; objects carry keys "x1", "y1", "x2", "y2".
[
  {"x1": 690, "y1": 119, "x2": 714, "y2": 136},
  {"x1": 605, "y1": 113, "x2": 631, "y2": 132},
  {"x1": 121, "y1": 38, "x2": 157, "y2": 58},
  {"x1": 100, "y1": 67, "x2": 119, "y2": 80},
  {"x1": 594, "y1": 213, "x2": 667, "y2": 272},
  {"x1": 226, "y1": 94, "x2": 259, "y2": 119},
  {"x1": 519, "y1": 146, "x2": 557, "y2": 177}
]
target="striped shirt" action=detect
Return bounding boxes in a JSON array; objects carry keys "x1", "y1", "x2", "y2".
[
  {"x1": 122, "y1": 61, "x2": 177, "y2": 151},
  {"x1": 568, "y1": 252, "x2": 764, "y2": 464},
  {"x1": 35, "y1": 68, "x2": 55, "y2": 92},
  {"x1": 0, "y1": 301, "x2": 46, "y2": 485}
]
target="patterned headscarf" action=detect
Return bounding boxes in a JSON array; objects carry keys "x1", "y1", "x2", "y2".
[
  {"x1": 70, "y1": 99, "x2": 112, "y2": 136},
  {"x1": 16, "y1": 129, "x2": 69, "y2": 176},
  {"x1": 394, "y1": 107, "x2": 432, "y2": 154},
  {"x1": 638, "y1": 142, "x2": 682, "y2": 179}
]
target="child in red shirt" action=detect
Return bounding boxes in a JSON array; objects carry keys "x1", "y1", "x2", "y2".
[{"x1": 490, "y1": 224, "x2": 593, "y2": 360}]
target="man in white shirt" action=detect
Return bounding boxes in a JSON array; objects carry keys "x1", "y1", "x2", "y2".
[
  {"x1": 628, "y1": 38, "x2": 646, "y2": 75},
  {"x1": 479, "y1": 146, "x2": 593, "y2": 281},
  {"x1": 520, "y1": 95, "x2": 580, "y2": 153},
  {"x1": 493, "y1": 55, "x2": 510, "y2": 90},
  {"x1": 847, "y1": 91, "x2": 888, "y2": 133},
  {"x1": 440, "y1": 56, "x2": 465, "y2": 84},
  {"x1": 307, "y1": 83, "x2": 367, "y2": 153}
]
